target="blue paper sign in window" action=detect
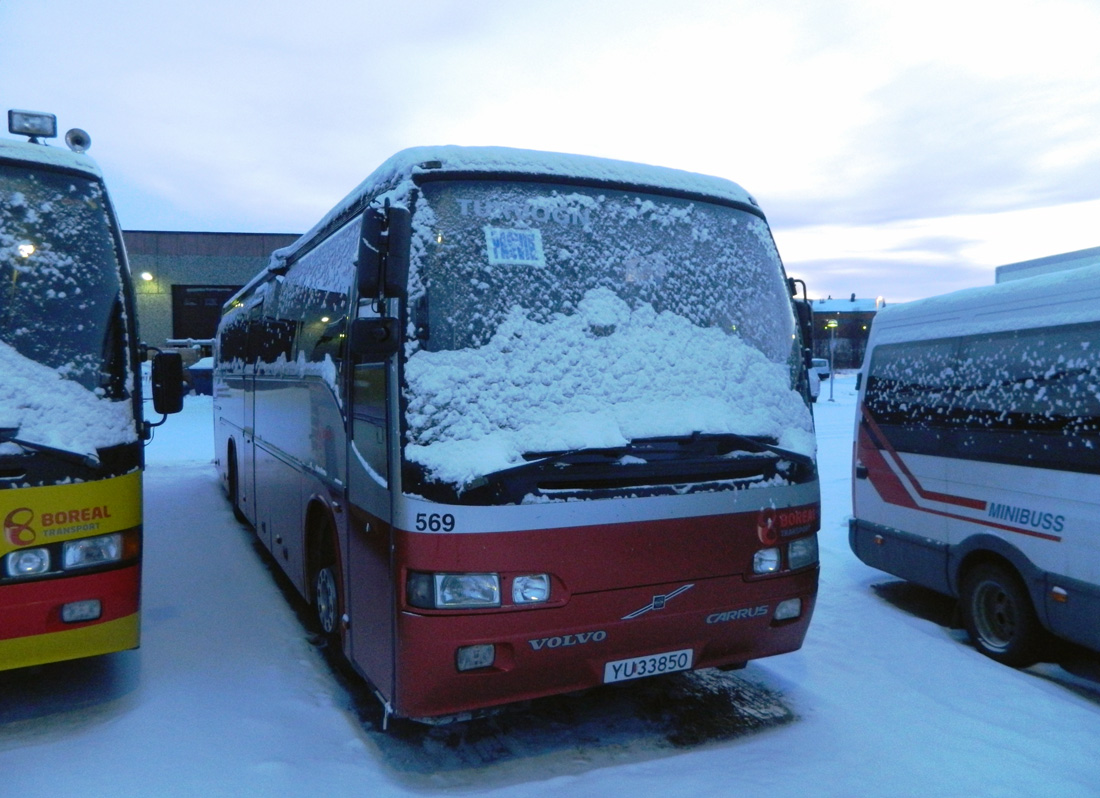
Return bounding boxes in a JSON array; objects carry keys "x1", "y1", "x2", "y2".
[{"x1": 484, "y1": 227, "x2": 546, "y2": 267}]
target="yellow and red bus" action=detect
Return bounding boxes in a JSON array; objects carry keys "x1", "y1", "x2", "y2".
[{"x1": 0, "y1": 110, "x2": 181, "y2": 670}]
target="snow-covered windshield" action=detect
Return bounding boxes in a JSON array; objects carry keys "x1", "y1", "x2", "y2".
[
  {"x1": 0, "y1": 162, "x2": 137, "y2": 456},
  {"x1": 402, "y1": 179, "x2": 814, "y2": 494}
]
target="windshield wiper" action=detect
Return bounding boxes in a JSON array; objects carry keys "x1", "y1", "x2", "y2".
[
  {"x1": 514, "y1": 433, "x2": 814, "y2": 469},
  {"x1": 0, "y1": 427, "x2": 101, "y2": 469},
  {"x1": 418, "y1": 433, "x2": 814, "y2": 506},
  {"x1": 705, "y1": 431, "x2": 815, "y2": 468}
]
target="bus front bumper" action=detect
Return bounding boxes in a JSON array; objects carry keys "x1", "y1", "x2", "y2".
[
  {"x1": 392, "y1": 567, "x2": 818, "y2": 721},
  {"x1": 0, "y1": 564, "x2": 141, "y2": 671}
]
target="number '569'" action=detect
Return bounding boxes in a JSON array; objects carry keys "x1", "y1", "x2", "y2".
[{"x1": 415, "y1": 513, "x2": 456, "y2": 532}]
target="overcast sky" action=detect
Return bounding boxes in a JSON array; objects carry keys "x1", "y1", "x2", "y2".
[{"x1": 3, "y1": 0, "x2": 1099, "y2": 302}]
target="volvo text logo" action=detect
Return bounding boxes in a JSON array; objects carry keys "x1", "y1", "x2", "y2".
[{"x1": 528, "y1": 630, "x2": 607, "y2": 651}]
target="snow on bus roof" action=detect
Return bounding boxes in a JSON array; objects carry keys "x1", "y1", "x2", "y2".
[
  {"x1": 268, "y1": 146, "x2": 759, "y2": 270},
  {"x1": 870, "y1": 262, "x2": 1100, "y2": 345},
  {"x1": 0, "y1": 137, "x2": 102, "y2": 178}
]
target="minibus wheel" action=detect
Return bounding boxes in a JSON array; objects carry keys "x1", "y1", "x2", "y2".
[{"x1": 960, "y1": 563, "x2": 1044, "y2": 667}]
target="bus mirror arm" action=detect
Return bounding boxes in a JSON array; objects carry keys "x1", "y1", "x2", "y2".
[
  {"x1": 787, "y1": 278, "x2": 814, "y2": 368},
  {"x1": 349, "y1": 317, "x2": 400, "y2": 362},
  {"x1": 788, "y1": 277, "x2": 807, "y2": 300}
]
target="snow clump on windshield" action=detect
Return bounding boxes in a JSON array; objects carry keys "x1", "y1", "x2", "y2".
[
  {"x1": 0, "y1": 341, "x2": 136, "y2": 456},
  {"x1": 404, "y1": 287, "x2": 814, "y2": 489}
]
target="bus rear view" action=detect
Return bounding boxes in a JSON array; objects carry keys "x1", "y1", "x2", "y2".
[{"x1": 215, "y1": 147, "x2": 820, "y2": 723}]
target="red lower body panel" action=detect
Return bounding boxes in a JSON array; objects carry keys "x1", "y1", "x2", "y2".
[
  {"x1": 393, "y1": 567, "x2": 817, "y2": 720},
  {"x1": 0, "y1": 565, "x2": 141, "y2": 671}
]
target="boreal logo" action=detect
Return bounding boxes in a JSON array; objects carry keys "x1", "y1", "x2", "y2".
[
  {"x1": 4, "y1": 507, "x2": 36, "y2": 546},
  {"x1": 757, "y1": 506, "x2": 779, "y2": 545}
]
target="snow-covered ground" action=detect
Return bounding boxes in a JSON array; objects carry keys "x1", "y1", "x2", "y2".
[{"x1": 1, "y1": 374, "x2": 1098, "y2": 797}]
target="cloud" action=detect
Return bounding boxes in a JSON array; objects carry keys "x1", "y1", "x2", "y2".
[
  {"x1": 3, "y1": 0, "x2": 1099, "y2": 301},
  {"x1": 786, "y1": 255, "x2": 991, "y2": 306}
]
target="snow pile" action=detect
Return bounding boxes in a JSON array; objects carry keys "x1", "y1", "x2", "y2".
[
  {"x1": 405, "y1": 287, "x2": 813, "y2": 488},
  {"x1": 0, "y1": 340, "x2": 136, "y2": 454}
]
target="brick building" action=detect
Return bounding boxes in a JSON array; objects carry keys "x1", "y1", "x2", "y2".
[{"x1": 124, "y1": 230, "x2": 299, "y2": 351}]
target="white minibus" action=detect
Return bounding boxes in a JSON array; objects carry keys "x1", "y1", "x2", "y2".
[{"x1": 851, "y1": 264, "x2": 1100, "y2": 666}]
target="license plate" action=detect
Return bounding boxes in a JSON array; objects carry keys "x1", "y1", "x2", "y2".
[{"x1": 603, "y1": 648, "x2": 693, "y2": 683}]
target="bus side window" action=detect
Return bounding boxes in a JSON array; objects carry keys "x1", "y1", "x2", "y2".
[{"x1": 353, "y1": 364, "x2": 388, "y2": 482}]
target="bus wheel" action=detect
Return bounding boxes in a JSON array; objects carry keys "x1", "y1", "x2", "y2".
[
  {"x1": 314, "y1": 564, "x2": 340, "y2": 639},
  {"x1": 960, "y1": 563, "x2": 1045, "y2": 667},
  {"x1": 227, "y1": 446, "x2": 248, "y2": 523},
  {"x1": 310, "y1": 524, "x2": 342, "y2": 644}
]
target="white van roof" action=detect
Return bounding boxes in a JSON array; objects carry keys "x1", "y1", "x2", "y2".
[{"x1": 869, "y1": 263, "x2": 1100, "y2": 346}]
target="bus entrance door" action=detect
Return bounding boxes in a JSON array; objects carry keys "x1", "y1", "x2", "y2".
[{"x1": 346, "y1": 361, "x2": 396, "y2": 702}]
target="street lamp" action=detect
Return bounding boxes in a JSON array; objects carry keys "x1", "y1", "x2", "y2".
[{"x1": 826, "y1": 319, "x2": 838, "y2": 402}]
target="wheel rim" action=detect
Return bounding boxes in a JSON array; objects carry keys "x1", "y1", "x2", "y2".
[
  {"x1": 315, "y1": 566, "x2": 339, "y2": 635},
  {"x1": 972, "y1": 579, "x2": 1017, "y2": 652}
]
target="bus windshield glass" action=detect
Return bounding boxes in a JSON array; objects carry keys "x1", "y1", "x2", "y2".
[
  {"x1": 403, "y1": 179, "x2": 814, "y2": 494},
  {"x1": 0, "y1": 162, "x2": 137, "y2": 457}
]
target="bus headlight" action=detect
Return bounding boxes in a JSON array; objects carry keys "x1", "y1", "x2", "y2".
[
  {"x1": 437, "y1": 573, "x2": 500, "y2": 607},
  {"x1": 407, "y1": 572, "x2": 501, "y2": 609},
  {"x1": 753, "y1": 547, "x2": 781, "y2": 574},
  {"x1": 788, "y1": 535, "x2": 819, "y2": 570},
  {"x1": 62, "y1": 533, "x2": 122, "y2": 570},
  {"x1": 513, "y1": 574, "x2": 550, "y2": 604},
  {"x1": 6, "y1": 547, "x2": 50, "y2": 577}
]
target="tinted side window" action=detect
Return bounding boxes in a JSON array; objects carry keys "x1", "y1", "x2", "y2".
[
  {"x1": 864, "y1": 338, "x2": 957, "y2": 456},
  {"x1": 953, "y1": 325, "x2": 1100, "y2": 470},
  {"x1": 865, "y1": 322, "x2": 1100, "y2": 474},
  {"x1": 278, "y1": 217, "x2": 360, "y2": 374}
]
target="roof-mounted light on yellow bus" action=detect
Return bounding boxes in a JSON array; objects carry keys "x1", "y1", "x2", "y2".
[{"x1": 8, "y1": 109, "x2": 57, "y2": 140}]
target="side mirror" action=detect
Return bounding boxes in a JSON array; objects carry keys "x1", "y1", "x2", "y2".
[
  {"x1": 151, "y1": 351, "x2": 184, "y2": 415},
  {"x1": 793, "y1": 298, "x2": 814, "y2": 367},
  {"x1": 349, "y1": 317, "x2": 400, "y2": 362},
  {"x1": 384, "y1": 206, "x2": 411, "y2": 297},
  {"x1": 357, "y1": 204, "x2": 411, "y2": 301},
  {"x1": 358, "y1": 207, "x2": 384, "y2": 298}
]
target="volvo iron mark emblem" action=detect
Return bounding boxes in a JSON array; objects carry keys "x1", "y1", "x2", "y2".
[{"x1": 621, "y1": 584, "x2": 694, "y2": 620}]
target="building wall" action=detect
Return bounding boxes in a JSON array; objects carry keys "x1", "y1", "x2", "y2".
[
  {"x1": 811, "y1": 310, "x2": 877, "y2": 369},
  {"x1": 809, "y1": 297, "x2": 881, "y2": 370},
  {"x1": 124, "y1": 231, "x2": 299, "y2": 348}
]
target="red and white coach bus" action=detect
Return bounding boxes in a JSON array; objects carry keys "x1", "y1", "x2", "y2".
[
  {"x1": 851, "y1": 264, "x2": 1100, "y2": 666},
  {"x1": 214, "y1": 146, "x2": 820, "y2": 723},
  {"x1": 0, "y1": 110, "x2": 181, "y2": 671}
]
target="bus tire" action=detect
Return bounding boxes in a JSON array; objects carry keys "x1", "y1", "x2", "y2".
[
  {"x1": 960, "y1": 563, "x2": 1045, "y2": 667},
  {"x1": 227, "y1": 444, "x2": 248, "y2": 523},
  {"x1": 310, "y1": 521, "x2": 342, "y2": 645}
]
